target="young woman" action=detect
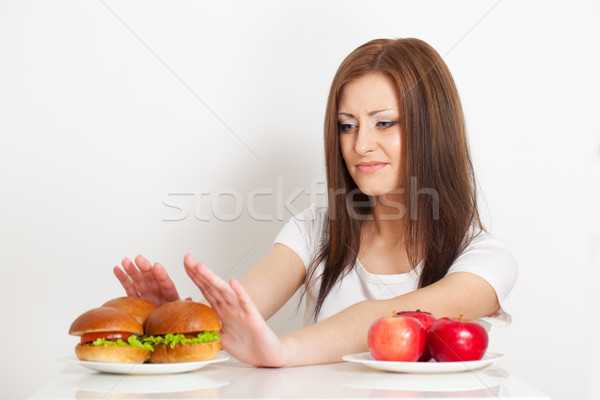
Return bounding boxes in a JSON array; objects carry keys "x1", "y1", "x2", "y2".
[{"x1": 114, "y1": 38, "x2": 517, "y2": 367}]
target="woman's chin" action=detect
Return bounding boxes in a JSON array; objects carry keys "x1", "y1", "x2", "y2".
[{"x1": 357, "y1": 187, "x2": 403, "y2": 198}]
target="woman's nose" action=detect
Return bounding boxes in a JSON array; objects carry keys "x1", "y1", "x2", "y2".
[{"x1": 355, "y1": 124, "x2": 377, "y2": 155}]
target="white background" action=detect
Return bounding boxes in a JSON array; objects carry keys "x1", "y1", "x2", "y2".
[{"x1": 1, "y1": 1, "x2": 599, "y2": 399}]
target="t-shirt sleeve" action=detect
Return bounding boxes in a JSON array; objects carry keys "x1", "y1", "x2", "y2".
[
  {"x1": 446, "y1": 230, "x2": 518, "y2": 329},
  {"x1": 272, "y1": 204, "x2": 325, "y2": 270}
]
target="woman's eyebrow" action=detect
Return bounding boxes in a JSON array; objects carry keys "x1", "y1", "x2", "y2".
[{"x1": 337, "y1": 109, "x2": 396, "y2": 118}]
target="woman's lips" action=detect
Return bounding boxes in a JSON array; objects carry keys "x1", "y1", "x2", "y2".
[{"x1": 356, "y1": 163, "x2": 387, "y2": 173}]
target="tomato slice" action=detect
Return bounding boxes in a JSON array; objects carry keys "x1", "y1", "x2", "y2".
[
  {"x1": 80, "y1": 331, "x2": 134, "y2": 344},
  {"x1": 184, "y1": 332, "x2": 200, "y2": 339}
]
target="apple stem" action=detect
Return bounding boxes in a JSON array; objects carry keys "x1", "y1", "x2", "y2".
[{"x1": 459, "y1": 314, "x2": 463, "y2": 321}]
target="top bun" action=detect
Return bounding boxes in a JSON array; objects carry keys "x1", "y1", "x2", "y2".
[
  {"x1": 145, "y1": 300, "x2": 221, "y2": 335},
  {"x1": 69, "y1": 307, "x2": 143, "y2": 336},
  {"x1": 102, "y1": 297, "x2": 157, "y2": 327}
]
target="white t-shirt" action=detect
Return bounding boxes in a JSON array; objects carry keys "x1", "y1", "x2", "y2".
[{"x1": 273, "y1": 204, "x2": 518, "y2": 329}]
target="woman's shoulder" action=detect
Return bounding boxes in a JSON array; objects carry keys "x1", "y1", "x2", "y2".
[
  {"x1": 293, "y1": 203, "x2": 328, "y2": 239},
  {"x1": 452, "y1": 225, "x2": 519, "y2": 299},
  {"x1": 273, "y1": 204, "x2": 328, "y2": 269},
  {"x1": 463, "y1": 225, "x2": 513, "y2": 253},
  {"x1": 274, "y1": 203, "x2": 328, "y2": 242}
]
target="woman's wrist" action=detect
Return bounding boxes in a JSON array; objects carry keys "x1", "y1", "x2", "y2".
[{"x1": 277, "y1": 335, "x2": 297, "y2": 367}]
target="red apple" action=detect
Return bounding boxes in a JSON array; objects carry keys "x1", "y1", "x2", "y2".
[
  {"x1": 395, "y1": 310, "x2": 437, "y2": 361},
  {"x1": 427, "y1": 317, "x2": 488, "y2": 362},
  {"x1": 368, "y1": 316, "x2": 426, "y2": 362}
]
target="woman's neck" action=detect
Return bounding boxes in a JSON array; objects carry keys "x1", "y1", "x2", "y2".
[{"x1": 363, "y1": 193, "x2": 407, "y2": 245}]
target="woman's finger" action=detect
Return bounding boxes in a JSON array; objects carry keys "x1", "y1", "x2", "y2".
[
  {"x1": 193, "y1": 263, "x2": 229, "y2": 306},
  {"x1": 195, "y1": 262, "x2": 239, "y2": 307},
  {"x1": 184, "y1": 253, "x2": 197, "y2": 266},
  {"x1": 135, "y1": 255, "x2": 162, "y2": 296},
  {"x1": 230, "y1": 277, "x2": 256, "y2": 314},
  {"x1": 121, "y1": 257, "x2": 149, "y2": 297},
  {"x1": 113, "y1": 266, "x2": 139, "y2": 297},
  {"x1": 183, "y1": 259, "x2": 214, "y2": 300},
  {"x1": 199, "y1": 285, "x2": 221, "y2": 310},
  {"x1": 152, "y1": 262, "x2": 180, "y2": 302},
  {"x1": 186, "y1": 266, "x2": 220, "y2": 308},
  {"x1": 185, "y1": 261, "x2": 228, "y2": 306},
  {"x1": 183, "y1": 255, "x2": 216, "y2": 297}
]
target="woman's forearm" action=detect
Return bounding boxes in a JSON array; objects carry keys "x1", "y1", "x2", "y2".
[
  {"x1": 277, "y1": 272, "x2": 499, "y2": 367},
  {"x1": 279, "y1": 299, "x2": 388, "y2": 367}
]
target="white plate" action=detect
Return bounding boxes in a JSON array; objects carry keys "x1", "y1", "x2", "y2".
[
  {"x1": 342, "y1": 352, "x2": 503, "y2": 373},
  {"x1": 69, "y1": 354, "x2": 229, "y2": 375}
]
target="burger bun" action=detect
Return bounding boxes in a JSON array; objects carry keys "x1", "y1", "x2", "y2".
[
  {"x1": 145, "y1": 300, "x2": 221, "y2": 335},
  {"x1": 69, "y1": 307, "x2": 149, "y2": 363},
  {"x1": 75, "y1": 345, "x2": 149, "y2": 364},
  {"x1": 69, "y1": 307, "x2": 144, "y2": 336},
  {"x1": 150, "y1": 341, "x2": 222, "y2": 363},
  {"x1": 145, "y1": 300, "x2": 222, "y2": 363},
  {"x1": 101, "y1": 296, "x2": 157, "y2": 327}
]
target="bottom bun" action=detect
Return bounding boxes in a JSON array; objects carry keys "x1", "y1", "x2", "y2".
[
  {"x1": 149, "y1": 341, "x2": 221, "y2": 363},
  {"x1": 75, "y1": 345, "x2": 150, "y2": 363}
]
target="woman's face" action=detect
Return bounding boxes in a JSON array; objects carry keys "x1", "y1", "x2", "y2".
[{"x1": 338, "y1": 73, "x2": 403, "y2": 197}]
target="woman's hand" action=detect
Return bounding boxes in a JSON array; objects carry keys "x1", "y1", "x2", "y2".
[
  {"x1": 113, "y1": 255, "x2": 181, "y2": 306},
  {"x1": 183, "y1": 253, "x2": 288, "y2": 367}
]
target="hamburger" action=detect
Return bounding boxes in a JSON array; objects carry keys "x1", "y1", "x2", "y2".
[
  {"x1": 143, "y1": 300, "x2": 222, "y2": 363},
  {"x1": 69, "y1": 307, "x2": 153, "y2": 363},
  {"x1": 102, "y1": 296, "x2": 157, "y2": 328}
]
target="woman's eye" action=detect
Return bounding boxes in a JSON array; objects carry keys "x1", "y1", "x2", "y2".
[
  {"x1": 377, "y1": 121, "x2": 397, "y2": 129},
  {"x1": 338, "y1": 123, "x2": 357, "y2": 132}
]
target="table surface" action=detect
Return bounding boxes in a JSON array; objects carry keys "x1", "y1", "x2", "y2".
[{"x1": 29, "y1": 353, "x2": 551, "y2": 400}]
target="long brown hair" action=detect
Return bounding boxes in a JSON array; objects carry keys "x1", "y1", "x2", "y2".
[{"x1": 305, "y1": 38, "x2": 484, "y2": 320}]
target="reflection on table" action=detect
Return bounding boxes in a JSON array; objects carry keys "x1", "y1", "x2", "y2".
[{"x1": 28, "y1": 352, "x2": 551, "y2": 399}]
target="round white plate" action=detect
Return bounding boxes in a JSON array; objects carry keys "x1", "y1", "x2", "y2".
[
  {"x1": 342, "y1": 352, "x2": 503, "y2": 373},
  {"x1": 69, "y1": 354, "x2": 229, "y2": 375}
]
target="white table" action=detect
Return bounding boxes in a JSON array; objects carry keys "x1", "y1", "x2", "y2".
[{"x1": 29, "y1": 353, "x2": 551, "y2": 399}]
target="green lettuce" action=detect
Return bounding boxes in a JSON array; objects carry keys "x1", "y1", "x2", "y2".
[
  {"x1": 81, "y1": 335, "x2": 154, "y2": 352},
  {"x1": 142, "y1": 332, "x2": 221, "y2": 349},
  {"x1": 79, "y1": 332, "x2": 220, "y2": 352}
]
